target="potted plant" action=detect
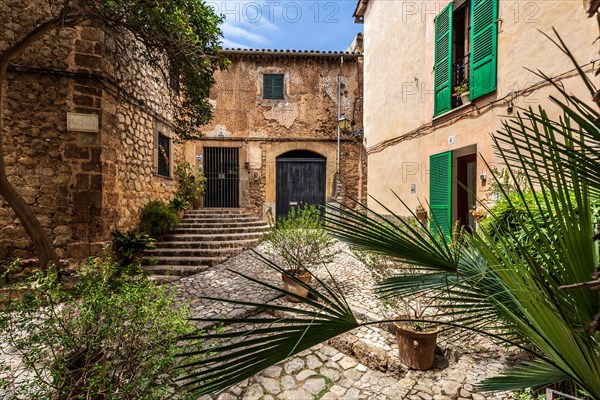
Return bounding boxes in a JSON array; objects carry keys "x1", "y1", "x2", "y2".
[
  {"x1": 393, "y1": 299, "x2": 440, "y2": 370},
  {"x1": 415, "y1": 204, "x2": 428, "y2": 222},
  {"x1": 168, "y1": 197, "x2": 190, "y2": 219},
  {"x1": 174, "y1": 162, "x2": 206, "y2": 209},
  {"x1": 265, "y1": 204, "x2": 339, "y2": 302},
  {"x1": 355, "y1": 251, "x2": 440, "y2": 370},
  {"x1": 452, "y1": 82, "x2": 470, "y2": 104}
]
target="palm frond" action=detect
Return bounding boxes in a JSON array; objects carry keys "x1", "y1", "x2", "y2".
[
  {"x1": 324, "y1": 195, "x2": 460, "y2": 272},
  {"x1": 176, "y1": 254, "x2": 360, "y2": 395},
  {"x1": 477, "y1": 360, "x2": 571, "y2": 392}
]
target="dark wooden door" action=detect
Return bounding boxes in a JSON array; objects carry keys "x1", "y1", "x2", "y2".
[
  {"x1": 456, "y1": 153, "x2": 477, "y2": 231},
  {"x1": 276, "y1": 151, "x2": 326, "y2": 220},
  {"x1": 204, "y1": 147, "x2": 239, "y2": 208}
]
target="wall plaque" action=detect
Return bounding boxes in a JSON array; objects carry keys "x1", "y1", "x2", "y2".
[{"x1": 67, "y1": 113, "x2": 99, "y2": 133}]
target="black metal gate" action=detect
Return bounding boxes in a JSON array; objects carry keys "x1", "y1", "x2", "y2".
[
  {"x1": 204, "y1": 147, "x2": 239, "y2": 208},
  {"x1": 276, "y1": 150, "x2": 326, "y2": 220}
]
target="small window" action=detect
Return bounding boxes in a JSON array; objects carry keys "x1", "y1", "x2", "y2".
[
  {"x1": 263, "y1": 74, "x2": 284, "y2": 100},
  {"x1": 157, "y1": 132, "x2": 171, "y2": 177}
]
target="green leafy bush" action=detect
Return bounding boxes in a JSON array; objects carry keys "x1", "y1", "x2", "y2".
[
  {"x1": 175, "y1": 162, "x2": 206, "y2": 205},
  {"x1": 0, "y1": 258, "x2": 21, "y2": 285},
  {"x1": 111, "y1": 230, "x2": 156, "y2": 269},
  {"x1": 0, "y1": 258, "x2": 205, "y2": 399},
  {"x1": 480, "y1": 192, "x2": 600, "y2": 265},
  {"x1": 138, "y1": 200, "x2": 179, "y2": 238},
  {"x1": 265, "y1": 204, "x2": 339, "y2": 274}
]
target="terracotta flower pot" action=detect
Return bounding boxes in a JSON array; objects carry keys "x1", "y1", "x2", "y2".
[
  {"x1": 177, "y1": 210, "x2": 185, "y2": 219},
  {"x1": 394, "y1": 318, "x2": 440, "y2": 370},
  {"x1": 416, "y1": 209, "x2": 428, "y2": 222},
  {"x1": 282, "y1": 272, "x2": 311, "y2": 302}
]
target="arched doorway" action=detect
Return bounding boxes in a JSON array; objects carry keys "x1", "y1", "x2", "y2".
[{"x1": 276, "y1": 150, "x2": 326, "y2": 220}]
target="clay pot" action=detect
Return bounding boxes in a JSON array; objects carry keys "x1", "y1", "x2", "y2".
[
  {"x1": 416, "y1": 208, "x2": 428, "y2": 222},
  {"x1": 177, "y1": 210, "x2": 185, "y2": 219},
  {"x1": 394, "y1": 318, "x2": 440, "y2": 370},
  {"x1": 281, "y1": 272, "x2": 311, "y2": 302}
]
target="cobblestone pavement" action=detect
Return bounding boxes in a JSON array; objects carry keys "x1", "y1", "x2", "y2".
[{"x1": 174, "y1": 242, "x2": 516, "y2": 400}]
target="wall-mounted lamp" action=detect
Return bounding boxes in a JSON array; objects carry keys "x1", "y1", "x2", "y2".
[
  {"x1": 507, "y1": 101, "x2": 514, "y2": 114},
  {"x1": 337, "y1": 114, "x2": 350, "y2": 131},
  {"x1": 338, "y1": 114, "x2": 363, "y2": 137}
]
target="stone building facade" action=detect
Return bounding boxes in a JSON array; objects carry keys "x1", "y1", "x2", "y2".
[
  {"x1": 184, "y1": 48, "x2": 367, "y2": 221},
  {"x1": 0, "y1": 1, "x2": 184, "y2": 262}
]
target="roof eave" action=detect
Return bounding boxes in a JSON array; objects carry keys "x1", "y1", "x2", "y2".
[
  {"x1": 220, "y1": 49, "x2": 363, "y2": 59},
  {"x1": 353, "y1": 0, "x2": 369, "y2": 24}
]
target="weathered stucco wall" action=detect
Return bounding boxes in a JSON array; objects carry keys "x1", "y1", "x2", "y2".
[
  {"x1": 0, "y1": 1, "x2": 183, "y2": 262},
  {"x1": 185, "y1": 51, "x2": 366, "y2": 218},
  {"x1": 361, "y1": 0, "x2": 598, "y2": 215}
]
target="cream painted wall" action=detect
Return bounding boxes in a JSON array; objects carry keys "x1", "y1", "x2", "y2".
[{"x1": 363, "y1": 0, "x2": 598, "y2": 216}]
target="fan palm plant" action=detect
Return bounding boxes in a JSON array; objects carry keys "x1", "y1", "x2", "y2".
[{"x1": 176, "y1": 16, "x2": 600, "y2": 399}]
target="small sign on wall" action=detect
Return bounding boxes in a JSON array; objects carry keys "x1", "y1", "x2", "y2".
[{"x1": 67, "y1": 113, "x2": 99, "y2": 133}]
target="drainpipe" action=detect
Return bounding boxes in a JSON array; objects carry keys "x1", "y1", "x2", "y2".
[{"x1": 337, "y1": 56, "x2": 344, "y2": 175}]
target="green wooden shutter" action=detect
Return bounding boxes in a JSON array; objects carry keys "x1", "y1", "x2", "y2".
[
  {"x1": 430, "y1": 152, "x2": 452, "y2": 240},
  {"x1": 470, "y1": 0, "x2": 498, "y2": 99},
  {"x1": 272, "y1": 74, "x2": 284, "y2": 99},
  {"x1": 433, "y1": 3, "x2": 453, "y2": 116},
  {"x1": 263, "y1": 74, "x2": 273, "y2": 99}
]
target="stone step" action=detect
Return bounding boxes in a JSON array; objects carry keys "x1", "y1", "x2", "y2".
[
  {"x1": 144, "y1": 264, "x2": 210, "y2": 277},
  {"x1": 173, "y1": 226, "x2": 269, "y2": 235},
  {"x1": 179, "y1": 221, "x2": 269, "y2": 229},
  {"x1": 155, "y1": 239, "x2": 260, "y2": 249},
  {"x1": 147, "y1": 274, "x2": 182, "y2": 283},
  {"x1": 142, "y1": 256, "x2": 228, "y2": 267},
  {"x1": 162, "y1": 232, "x2": 266, "y2": 242},
  {"x1": 185, "y1": 209, "x2": 251, "y2": 215},
  {"x1": 181, "y1": 216, "x2": 263, "y2": 222},
  {"x1": 145, "y1": 247, "x2": 245, "y2": 258}
]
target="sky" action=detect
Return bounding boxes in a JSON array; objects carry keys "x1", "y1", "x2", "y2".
[{"x1": 208, "y1": 0, "x2": 364, "y2": 51}]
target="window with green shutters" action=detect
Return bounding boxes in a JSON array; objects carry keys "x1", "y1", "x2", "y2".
[
  {"x1": 433, "y1": 0, "x2": 497, "y2": 116},
  {"x1": 429, "y1": 152, "x2": 452, "y2": 240},
  {"x1": 263, "y1": 74, "x2": 284, "y2": 100}
]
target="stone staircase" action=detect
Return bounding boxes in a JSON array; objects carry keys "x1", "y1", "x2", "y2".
[{"x1": 143, "y1": 209, "x2": 270, "y2": 279}]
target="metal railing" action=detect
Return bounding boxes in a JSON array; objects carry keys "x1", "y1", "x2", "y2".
[{"x1": 451, "y1": 53, "x2": 470, "y2": 107}]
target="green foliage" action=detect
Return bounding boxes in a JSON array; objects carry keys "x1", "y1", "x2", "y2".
[
  {"x1": 511, "y1": 388, "x2": 546, "y2": 400},
  {"x1": 111, "y1": 230, "x2": 156, "y2": 269},
  {"x1": 138, "y1": 200, "x2": 179, "y2": 238},
  {"x1": 480, "y1": 192, "x2": 600, "y2": 266},
  {"x1": 98, "y1": 0, "x2": 229, "y2": 137},
  {"x1": 169, "y1": 197, "x2": 191, "y2": 212},
  {"x1": 265, "y1": 204, "x2": 339, "y2": 274},
  {"x1": 0, "y1": 258, "x2": 21, "y2": 285},
  {"x1": 0, "y1": 258, "x2": 206, "y2": 399},
  {"x1": 175, "y1": 162, "x2": 206, "y2": 204},
  {"x1": 452, "y1": 82, "x2": 469, "y2": 97}
]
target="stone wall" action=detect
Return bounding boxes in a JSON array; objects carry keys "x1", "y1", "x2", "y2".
[
  {"x1": 185, "y1": 51, "x2": 366, "y2": 219},
  {"x1": 0, "y1": 1, "x2": 183, "y2": 262}
]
